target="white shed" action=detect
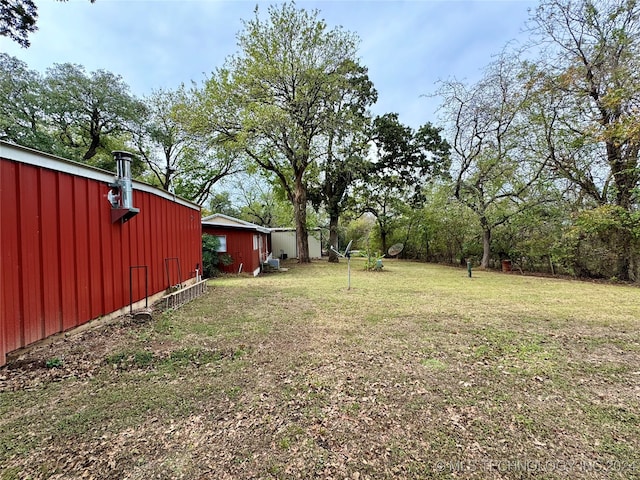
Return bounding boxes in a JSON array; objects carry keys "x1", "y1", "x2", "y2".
[{"x1": 271, "y1": 228, "x2": 322, "y2": 259}]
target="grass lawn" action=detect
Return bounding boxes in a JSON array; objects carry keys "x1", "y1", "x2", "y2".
[{"x1": 1, "y1": 259, "x2": 639, "y2": 479}]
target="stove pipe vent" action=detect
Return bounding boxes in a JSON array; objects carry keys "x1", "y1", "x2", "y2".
[{"x1": 109, "y1": 151, "x2": 140, "y2": 223}]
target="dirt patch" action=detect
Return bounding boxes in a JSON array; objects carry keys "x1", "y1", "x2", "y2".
[{"x1": 1, "y1": 316, "x2": 153, "y2": 392}]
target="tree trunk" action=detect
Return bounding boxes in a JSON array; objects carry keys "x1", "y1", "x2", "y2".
[
  {"x1": 328, "y1": 210, "x2": 339, "y2": 263},
  {"x1": 480, "y1": 218, "x2": 491, "y2": 269},
  {"x1": 293, "y1": 175, "x2": 310, "y2": 263},
  {"x1": 616, "y1": 230, "x2": 635, "y2": 281},
  {"x1": 609, "y1": 142, "x2": 638, "y2": 281},
  {"x1": 83, "y1": 134, "x2": 100, "y2": 160},
  {"x1": 83, "y1": 108, "x2": 100, "y2": 160},
  {"x1": 380, "y1": 227, "x2": 388, "y2": 257}
]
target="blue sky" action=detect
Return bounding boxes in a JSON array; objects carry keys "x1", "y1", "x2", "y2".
[{"x1": 1, "y1": 0, "x2": 536, "y2": 129}]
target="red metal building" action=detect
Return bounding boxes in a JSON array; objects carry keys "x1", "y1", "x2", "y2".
[
  {"x1": 0, "y1": 141, "x2": 202, "y2": 367},
  {"x1": 201, "y1": 214, "x2": 271, "y2": 276}
]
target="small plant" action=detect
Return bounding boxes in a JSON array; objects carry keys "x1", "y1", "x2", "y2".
[
  {"x1": 105, "y1": 351, "x2": 127, "y2": 365},
  {"x1": 45, "y1": 357, "x2": 63, "y2": 369},
  {"x1": 364, "y1": 251, "x2": 384, "y2": 271},
  {"x1": 133, "y1": 350, "x2": 154, "y2": 367}
]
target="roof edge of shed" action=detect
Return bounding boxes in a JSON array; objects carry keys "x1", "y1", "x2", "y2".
[{"x1": 1, "y1": 140, "x2": 201, "y2": 211}]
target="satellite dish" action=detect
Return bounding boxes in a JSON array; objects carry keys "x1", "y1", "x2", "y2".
[{"x1": 388, "y1": 243, "x2": 404, "y2": 257}]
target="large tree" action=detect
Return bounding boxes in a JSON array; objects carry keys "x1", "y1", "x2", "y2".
[
  {"x1": 308, "y1": 60, "x2": 377, "y2": 262},
  {"x1": 528, "y1": 0, "x2": 640, "y2": 280},
  {"x1": 44, "y1": 63, "x2": 145, "y2": 163},
  {"x1": 0, "y1": 53, "x2": 50, "y2": 149},
  {"x1": 186, "y1": 2, "x2": 366, "y2": 262},
  {"x1": 133, "y1": 88, "x2": 241, "y2": 204},
  {"x1": 355, "y1": 113, "x2": 450, "y2": 255},
  {"x1": 439, "y1": 55, "x2": 549, "y2": 269},
  {"x1": 0, "y1": 56, "x2": 145, "y2": 172}
]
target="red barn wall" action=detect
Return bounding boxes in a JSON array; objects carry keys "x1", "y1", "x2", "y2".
[
  {"x1": 0, "y1": 143, "x2": 202, "y2": 366},
  {"x1": 202, "y1": 226, "x2": 268, "y2": 275}
]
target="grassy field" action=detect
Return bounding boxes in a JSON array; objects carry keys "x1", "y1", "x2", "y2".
[{"x1": 1, "y1": 259, "x2": 639, "y2": 479}]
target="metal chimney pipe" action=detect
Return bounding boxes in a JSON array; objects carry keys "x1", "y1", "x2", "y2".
[{"x1": 112, "y1": 151, "x2": 134, "y2": 209}]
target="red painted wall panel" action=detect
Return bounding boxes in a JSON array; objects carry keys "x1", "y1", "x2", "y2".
[
  {"x1": 57, "y1": 173, "x2": 77, "y2": 331},
  {"x1": 0, "y1": 148, "x2": 201, "y2": 366},
  {"x1": 73, "y1": 177, "x2": 91, "y2": 328},
  {"x1": 202, "y1": 226, "x2": 267, "y2": 275},
  {"x1": 1, "y1": 161, "x2": 21, "y2": 355},
  {"x1": 18, "y1": 164, "x2": 43, "y2": 345},
  {"x1": 87, "y1": 180, "x2": 105, "y2": 319},
  {"x1": 39, "y1": 169, "x2": 62, "y2": 337},
  {"x1": 100, "y1": 195, "x2": 115, "y2": 314}
]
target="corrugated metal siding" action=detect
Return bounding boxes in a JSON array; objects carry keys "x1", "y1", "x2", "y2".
[{"x1": 0, "y1": 149, "x2": 201, "y2": 366}]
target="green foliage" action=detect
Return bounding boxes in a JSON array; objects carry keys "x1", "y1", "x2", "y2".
[
  {"x1": 45, "y1": 62, "x2": 145, "y2": 162},
  {"x1": 354, "y1": 113, "x2": 450, "y2": 254},
  {"x1": 363, "y1": 252, "x2": 384, "y2": 271},
  {"x1": 418, "y1": 184, "x2": 479, "y2": 263},
  {"x1": 45, "y1": 358, "x2": 63, "y2": 369},
  {"x1": 0, "y1": 54, "x2": 144, "y2": 166},
  {"x1": 531, "y1": 0, "x2": 640, "y2": 209},
  {"x1": 202, "y1": 234, "x2": 233, "y2": 278},
  {"x1": 233, "y1": 175, "x2": 295, "y2": 227},
  {"x1": 133, "y1": 88, "x2": 242, "y2": 204},
  {"x1": 439, "y1": 54, "x2": 554, "y2": 268},
  {"x1": 529, "y1": 0, "x2": 640, "y2": 278},
  {"x1": 208, "y1": 191, "x2": 241, "y2": 218},
  {"x1": 0, "y1": 53, "x2": 50, "y2": 150},
  {"x1": 344, "y1": 215, "x2": 375, "y2": 251},
  {"x1": 553, "y1": 206, "x2": 640, "y2": 279},
  {"x1": 0, "y1": 0, "x2": 37, "y2": 48}
]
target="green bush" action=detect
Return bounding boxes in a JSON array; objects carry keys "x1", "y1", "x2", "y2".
[
  {"x1": 553, "y1": 206, "x2": 640, "y2": 280},
  {"x1": 202, "y1": 234, "x2": 233, "y2": 278}
]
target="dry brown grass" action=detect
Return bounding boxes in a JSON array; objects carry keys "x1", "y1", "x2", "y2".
[{"x1": 1, "y1": 259, "x2": 640, "y2": 479}]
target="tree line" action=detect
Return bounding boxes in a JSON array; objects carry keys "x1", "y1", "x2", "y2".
[{"x1": 2, "y1": 0, "x2": 639, "y2": 281}]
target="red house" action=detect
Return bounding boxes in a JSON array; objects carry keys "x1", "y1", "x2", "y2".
[
  {"x1": 0, "y1": 141, "x2": 202, "y2": 367},
  {"x1": 201, "y1": 214, "x2": 271, "y2": 276}
]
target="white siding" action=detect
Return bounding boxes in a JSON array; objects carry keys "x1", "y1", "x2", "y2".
[
  {"x1": 271, "y1": 230, "x2": 322, "y2": 259},
  {"x1": 271, "y1": 231, "x2": 297, "y2": 259},
  {"x1": 308, "y1": 231, "x2": 322, "y2": 259}
]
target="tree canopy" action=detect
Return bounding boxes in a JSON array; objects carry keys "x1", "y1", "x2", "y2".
[{"x1": 184, "y1": 2, "x2": 370, "y2": 262}]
